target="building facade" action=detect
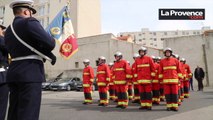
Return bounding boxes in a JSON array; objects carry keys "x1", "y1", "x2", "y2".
[
  {"x1": 0, "y1": 0, "x2": 101, "y2": 38},
  {"x1": 45, "y1": 33, "x2": 161, "y2": 79},
  {"x1": 119, "y1": 27, "x2": 211, "y2": 49},
  {"x1": 164, "y1": 31, "x2": 213, "y2": 87}
]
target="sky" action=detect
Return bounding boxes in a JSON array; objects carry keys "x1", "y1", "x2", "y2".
[{"x1": 101, "y1": 0, "x2": 213, "y2": 35}]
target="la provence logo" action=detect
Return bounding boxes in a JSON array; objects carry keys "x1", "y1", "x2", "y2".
[{"x1": 159, "y1": 9, "x2": 205, "y2": 20}]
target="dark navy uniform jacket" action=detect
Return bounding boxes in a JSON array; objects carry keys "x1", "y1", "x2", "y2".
[
  {"x1": 5, "y1": 16, "x2": 55, "y2": 83},
  {"x1": 0, "y1": 36, "x2": 8, "y2": 84}
]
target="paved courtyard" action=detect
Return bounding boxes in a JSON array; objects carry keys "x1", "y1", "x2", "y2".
[{"x1": 40, "y1": 88, "x2": 213, "y2": 120}]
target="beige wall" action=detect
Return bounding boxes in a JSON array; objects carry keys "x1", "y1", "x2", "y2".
[
  {"x1": 1, "y1": 0, "x2": 101, "y2": 38},
  {"x1": 45, "y1": 33, "x2": 160, "y2": 79},
  {"x1": 76, "y1": 0, "x2": 101, "y2": 38},
  {"x1": 164, "y1": 33, "x2": 213, "y2": 87},
  {"x1": 204, "y1": 33, "x2": 213, "y2": 87},
  {"x1": 70, "y1": 0, "x2": 78, "y2": 37}
]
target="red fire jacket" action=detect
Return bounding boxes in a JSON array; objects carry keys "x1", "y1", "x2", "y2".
[
  {"x1": 183, "y1": 63, "x2": 192, "y2": 81},
  {"x1": 83, "y1": 66, "x2": 94, "y2": 87},
  {"x1": 109, "y1": 67, "x2": 114, "y2": 85},
  {"x1": 96, "y1": 64, "x2": 111, "y2": 86},
  {"x1": 112, "y1": 60, "x2": 131, "y2": 85},
  {"x1": 153, "y1": 63, "x2": 160, "y2": 84},
  {"x1": 135, "y1": 56, "x2": 156, "y2": 84},
  {"x1": 132, "y1": 62, "x2": 138, "y2": 84},
  {"x1": 159, "y1": 57, "x2": 183, "y2": 84}
]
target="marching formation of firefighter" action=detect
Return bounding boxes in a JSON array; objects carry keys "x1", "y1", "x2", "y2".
[{"x1": 82, "y1": 47, "x2": 192, "y2": 111}]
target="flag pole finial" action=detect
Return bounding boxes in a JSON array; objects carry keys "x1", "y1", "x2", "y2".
[{"x1": 67, "y1": 0, "x2": 71, "y2": 9}]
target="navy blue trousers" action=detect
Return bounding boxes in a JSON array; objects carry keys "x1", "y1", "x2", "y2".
[
  {"x1": 7, "y1": 82, "x2": 42, "y2": 120},
  {"x1": 0, "y1": 83, "x2": 9, "y2": 120}
]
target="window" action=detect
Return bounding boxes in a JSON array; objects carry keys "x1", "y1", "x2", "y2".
[
  {"x1": 38, "y1": 5, "x2": 45, "y2": 16},
  {"x1": 175, "y1": 32, "x2": 178, "y2": 35},
  {"x1": 153, "y1": 32, "x2": 156, "y2": 35},
  {"x1": 47, "y1": 4, "x2": 50, "y2": 14},
  {"x1": 182, "y1": 31, "x2": 185, "y2": 35},
  {"x1": 186, "y1": 32, "x2": 189, "y2": 35},
  {"x1": 197, "y1": 32, "x2": 200, "y2": 34},
  {"x1": 46, "y1": 17, "x2": 49, "y2": 27},
  {"x1": 143, "y1": 43, "x2": 146, "y2": 45},
  {"x1": 76, "y1": 78, "x2": 80, "y2": 81},
  {"x1": 143, "y1": 38, "x2": 146, "y2": 40},
  {"x1": 161, "y1": 38, "x2": 164, "y2": 41},
  {"x1": 139, "y1": 39, "x2": 142, "y2": 42},
  {"x1": 73, "y1": 77, "x2": 80, "y2": 81},
  {"x1": 138, "y1": 34, "x2": 142, "y2": 36},
  {"x1": 0, "y1": 7, "x2": 5, "y2": 18},
  {"x1": 150, "y1": 43, "x2": 153, "y2": 45},
  {"x1": 154, "y1": 44, "x2": 157, "y2": 47},
  {"x1": 153, "y1": 38, "x2": 157, "y2": 41},
  {"x1": 75, "y1": 62, "x2": 79, "y2": 68},
  {"x1": 150, "y1": 32, "x2": 152, "y2": 34},
  {"x1": 164, "y1": 32, "x2": 167, "y2": 35},
  {"x1": 193, "y1": 32, "x2": 196, "y2": 35}
]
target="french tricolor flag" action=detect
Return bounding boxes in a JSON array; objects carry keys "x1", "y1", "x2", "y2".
[{"x1": 46, "y1": 6, "x2": 78, "y2": 59}]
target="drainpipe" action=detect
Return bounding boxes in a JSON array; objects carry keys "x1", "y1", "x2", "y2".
[{"x1": 202, "y1": 41, "x2": 209, "y2": 87}]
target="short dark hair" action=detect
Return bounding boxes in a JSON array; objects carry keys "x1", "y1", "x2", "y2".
[{"x1": 12, "y1": 7, "x2": 24, "y2": 15}]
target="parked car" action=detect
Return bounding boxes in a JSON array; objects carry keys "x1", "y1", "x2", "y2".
[
  {"x1": 76, "y1": 78, "x2": 98, "y2": 91},
  {"x1": 42, "y1": 78, "x2": 62, "y2": 90},
  {"x1": 49, "y1": 77, "x2": 82, "y2": 91},
  {"x1": 42, "y1": 72, "x2": 63, "y2": 90}
]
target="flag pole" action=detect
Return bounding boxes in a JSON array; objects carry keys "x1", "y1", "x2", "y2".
[
  {"x1": 66, "y1": 0, "x2": 71, "y2": 10},
  {"x1": 66, "y1": 0, "x2": 71, "y2": 17}
]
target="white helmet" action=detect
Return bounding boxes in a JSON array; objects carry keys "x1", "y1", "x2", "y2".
[
  {"x1": 173, "y1": 54, "x2": 179, "y2": 59},
  {"x1": 99, "y1": 56, "x2": 106, "y2": 60},
  {"x1": 151, "y1": 55, "x2": 156, "y2": 59},
  {"x1": 114, "y1": 51, "x2": 122, "y2": 57},
  {"x1": 180, "y1": 58, "x2": 186, "y2": 62},
  {"x1": 163, "y1": 47, "x2": 173, "y2": 53},
  {"x1": 156, "y1": 56, "x2": 161, "y2": 60},
  {"x1": 138, "y1": 46, "x2": 147, "y2": 56},
  {"x1": 83, "y1": 59, "x2": 90, "y2": 63},
  {"x1": 108, "y1": 62, "x2": 114, "y2": 66},
  {"x1": 127, "y1": 61, "x2": 130, "y2": 64},
  {"x1": 138, "y1": 46, "x2": 147, "y2": 52},
  {"x1": 133, "y1": 53, "x2": 140, "y2": 58}
]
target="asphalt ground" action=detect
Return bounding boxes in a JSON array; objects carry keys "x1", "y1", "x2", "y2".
[{"x1": 39, "y1": 88, "x2": 213, "y2": 120}]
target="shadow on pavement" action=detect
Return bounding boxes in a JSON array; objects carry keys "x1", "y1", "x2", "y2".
[{"x1": 42, "y1": 99, "x2": 171, "y2": 113}]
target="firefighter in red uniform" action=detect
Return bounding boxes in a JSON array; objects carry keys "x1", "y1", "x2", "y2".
[
  {"x1": 180, "y1": 58, "x2": 192, "y2": 98},
  {"x1": 82, "y1": 59, "x2": 94, "y2": 105},
  {"x1": 127, "y1": 61, "x2": 133, "y2": 100},
  {"x1": 108, "y1": 62, "x2": 116, "y2": 100},
  {"x1": 179, "y1": 60, "x2": 185, "y2": 102},
  {"x1": 151, "y1": 56, "x2": 161, "y2": 105},
  {"x1": 159, "y1": 48, "x2": 183, "y2": 111},
  {"x1": 157, "y1": 57, "x2": 165, "y2": 102},
  {"x1": 172, "y1": 54, "x2": 184, "y2": 105},
  {"x1": 135, "y1": 47, "x2": 156, "y2": 110},
  {"x1": 132, "y1": 53, "x2": 140, "y2": 103},
  {"x1": 96, "y1": 56, "x2": 111, "y2": 106},
  {"x1": 112, "y1": 52, "x2": 131, "y2": 109}
]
